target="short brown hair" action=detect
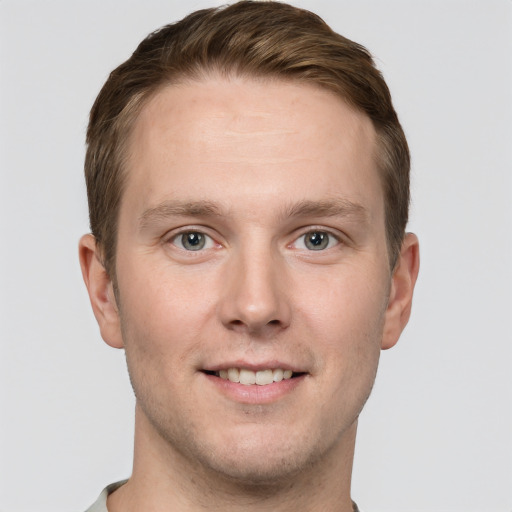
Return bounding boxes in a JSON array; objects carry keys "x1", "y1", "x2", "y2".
[{"x1": 85, "y1": 0, "x2": 410, "y2": 278}]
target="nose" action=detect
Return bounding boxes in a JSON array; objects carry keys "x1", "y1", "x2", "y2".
[{"x1": 217, "y1": 243, "x2": 291, "y2": 336}]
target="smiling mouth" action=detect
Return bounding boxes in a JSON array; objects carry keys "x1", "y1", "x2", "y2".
[{"x1": 203, "y1": 368, "x2": 306, "y2": 386}]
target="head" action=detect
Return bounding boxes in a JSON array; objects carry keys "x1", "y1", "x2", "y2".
[
  {"x1": 85, "y1": 0, "x2": 410, "y2": 282},
  {"x1": 80, "y1": 0, "x2": 419, "y2": 494}
]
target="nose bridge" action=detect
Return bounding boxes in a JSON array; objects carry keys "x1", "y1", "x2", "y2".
[{"x1": 218, "y1": 235, "x2": 291, "y2": 333}]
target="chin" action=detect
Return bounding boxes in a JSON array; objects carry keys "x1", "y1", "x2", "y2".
[
  {"x1": 179, "y1": 422, "x2": 335, "y2": 489},
  {"x1": 198, "y1": 443, "x2": 317, "y2": 488}
]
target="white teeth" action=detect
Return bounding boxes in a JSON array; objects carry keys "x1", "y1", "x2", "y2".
[
  {"x1": 217, "y1": 368, "x2": 295, "y2": 385},
  {"x1": 239, "y1": 369, "x2": 256, "y2": 385},
  {"x1": 227, "y1": 368, "x2": 240, "y2": 383},
  {"x1": 273, "y1": 368, "x2": 284, "y2": 382},
  {"x1": 255, "y1": 369, "x2": 273, "y2": 385}
]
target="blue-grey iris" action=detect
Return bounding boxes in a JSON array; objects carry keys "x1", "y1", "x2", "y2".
[
  {"x1": 305, "y1": 231, "x2": 329, "y2": 250},
  {"x1": 182, "y1": 232, "x2": 205, "y2": 251}
]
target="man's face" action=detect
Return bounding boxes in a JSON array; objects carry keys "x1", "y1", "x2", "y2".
[{"x1": 108, "y1": 77, "x2": 396, "y2": 482}]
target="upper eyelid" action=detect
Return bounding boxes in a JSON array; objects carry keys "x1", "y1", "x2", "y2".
[
  {"x1": 162, "y1": 225, "x2": 345, "y2": 247},
  {"x1": 162, "y1": 228, "x2": 211, "y2": 247},
  {"x1": 291, "y1": 226, "x2": 343, "y2": 241},
  {"x1": 164, "y1": 225, "x2": 217, "y2": 240},
  {"x1": 166, "y1": 230, "x2": 220, "y2": 255},
  {"x1": 287, "y1": 229, "x2": 344, "y2": 253}
]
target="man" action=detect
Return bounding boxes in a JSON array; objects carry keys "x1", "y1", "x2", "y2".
[{"x1": 79, "y1": 1, "x2": 419, "y2": 510}]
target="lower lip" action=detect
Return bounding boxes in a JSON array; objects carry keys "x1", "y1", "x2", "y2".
[{"x1": 202, "y1": 372, "x2": 307, "y2": 405}]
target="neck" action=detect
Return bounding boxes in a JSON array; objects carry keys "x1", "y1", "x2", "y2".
[{"x1": 108, "y1": 405, "x2": 357, "y2": 512}]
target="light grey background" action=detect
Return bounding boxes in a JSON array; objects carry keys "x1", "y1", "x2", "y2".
[{"x1": 1, "y1": 1, "x2": 511, "y2": 511}]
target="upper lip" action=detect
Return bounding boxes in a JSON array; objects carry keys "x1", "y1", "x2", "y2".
[{"x1": 201, "y1": 360, "x2": 307, "y2": 373}]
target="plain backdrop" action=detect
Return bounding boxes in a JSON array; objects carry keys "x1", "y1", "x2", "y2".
[{"x1": 1, "y1": 1, "x2": 511, "y2": 511}]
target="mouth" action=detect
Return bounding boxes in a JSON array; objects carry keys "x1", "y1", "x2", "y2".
[{"x1": 202, "y1": 368, "x2": 307, "y2": 386}]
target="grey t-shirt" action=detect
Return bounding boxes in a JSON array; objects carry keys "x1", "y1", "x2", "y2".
[
  {"x1": 85, "y1": 480, "x2": 361, "y2": 511},
  {"x1": 85, "y1": 481, "x2": 127, "y2": 512}
]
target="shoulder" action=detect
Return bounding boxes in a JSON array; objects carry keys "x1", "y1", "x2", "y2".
[{"x1": 84, "y1": 480, "x2": 128, "y2": 512}]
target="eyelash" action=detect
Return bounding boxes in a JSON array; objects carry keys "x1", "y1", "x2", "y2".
[
  {"x1": 167, "y1": 228, "x2": 341, "y2": 253},
  {"x1": 293, "y1": 230, "x2": 340, "y2": 250},
  {"x1": 168, "y1": 230, "x2": 218, "y2": 252}
]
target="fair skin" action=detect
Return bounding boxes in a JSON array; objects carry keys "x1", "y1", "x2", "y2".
[{"x1": 80, "y1": 76, "x2": 419, "y2": 512}]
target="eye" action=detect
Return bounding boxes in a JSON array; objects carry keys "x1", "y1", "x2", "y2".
[
  {"x1": 293, "y1": 230, "x2": 339, "y2": 251},
  {"x1": 171, "y1": 231, "x2": 215, "y2": 251}
]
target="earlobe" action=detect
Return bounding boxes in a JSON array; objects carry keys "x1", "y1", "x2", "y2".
[
  {"x1": 381, "y1": 233, "x2": 420, "y2": 350},
  {"x1": 78, "y1": 234, "x2": 124, "y2": 349}
]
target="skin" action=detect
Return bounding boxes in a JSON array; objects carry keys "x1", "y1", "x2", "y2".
[{"x1": 80, "y1": 76, "x2": 419, "y2": 511}]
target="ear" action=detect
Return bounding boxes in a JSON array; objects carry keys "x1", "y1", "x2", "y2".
[
  {"x1": 381, "y1": 233, "x2": 420, "y2": 350},
  {"x1": 78, "y1": 234, "x2": 124, "y2": 349}
]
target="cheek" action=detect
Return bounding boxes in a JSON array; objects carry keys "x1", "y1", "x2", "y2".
[
  {"x1": 117, "y1": 254, "x2": 216, "y2": 338},
  {"x1": 296, "y1": 263, "x2": 388, "y2": 381},
  {"x1": 298, "y1": 262, "x2": 389, "y2": 337},
  {"x1": 116, "y1": 277, "x2": 202, "y2": 410},
  {"x1": 114, "y1": 268, "x2": 210, "y2": 400}
]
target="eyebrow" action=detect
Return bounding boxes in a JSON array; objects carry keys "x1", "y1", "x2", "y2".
[
  {"x1": 283, "y1": 198, "x2": 369, "y2": 223},
  {"x1": 139, "y1": 200, "x2": 224, "y2": 230},
  {"x1": 139, "y1": 197, "x2": 369, "y2": 230}
]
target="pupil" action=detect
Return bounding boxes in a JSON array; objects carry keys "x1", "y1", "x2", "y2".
[
  {"x1": 306, "y1": 231, "x2": 328, "y2": 250},
  {"x1": 182, "y1": 232, "x2": 205, "y2": 251}
]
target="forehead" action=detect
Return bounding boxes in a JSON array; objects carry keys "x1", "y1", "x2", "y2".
[{"x1": 123, "y1": 76, "x2": 381, "y2": 219}]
